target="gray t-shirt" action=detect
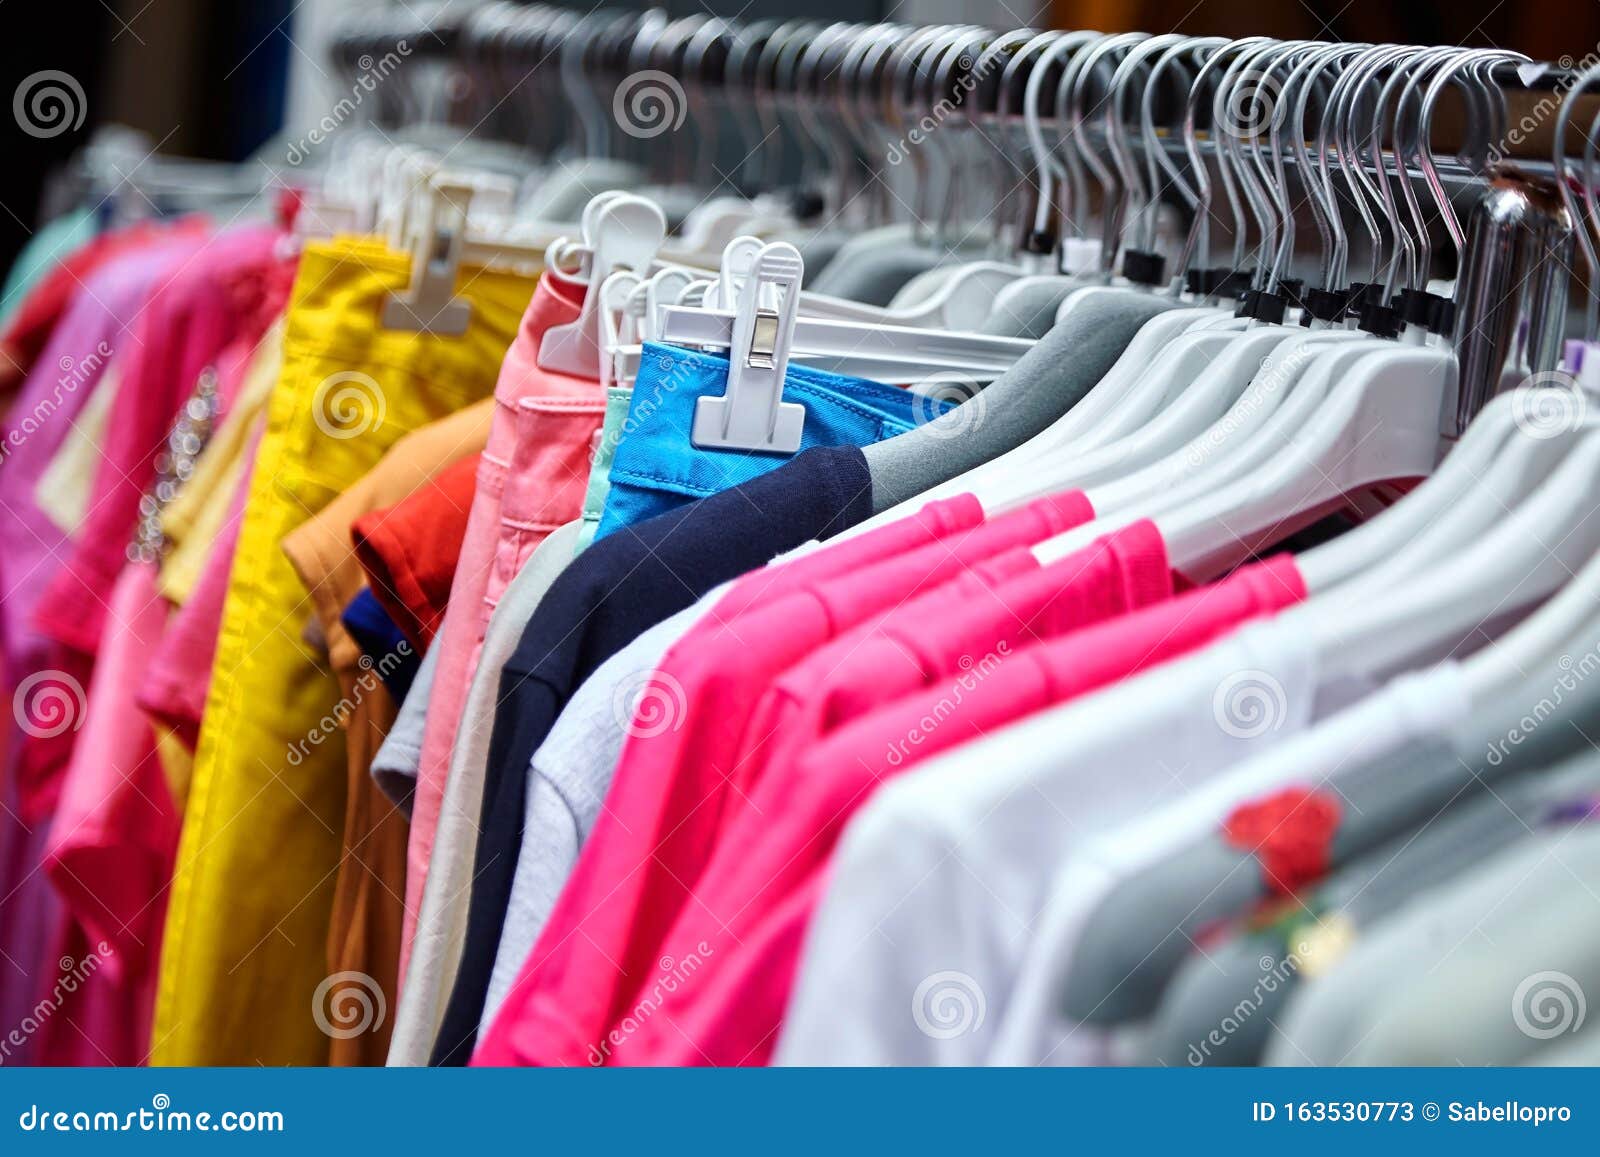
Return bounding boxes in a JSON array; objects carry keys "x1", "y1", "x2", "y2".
[
  {"x1": 980, "y1": 279, "x2": 1087, "y2": 339},
  {"x1": 371, "y1": 632, "x2": 441, "y2": 814},
  {"x1": 1267, "y1": 826, "x2": 1600, "y2": 1066},
  {"x1": 1148, "y1": 747, "x2": 1600, "y2": 1066}
]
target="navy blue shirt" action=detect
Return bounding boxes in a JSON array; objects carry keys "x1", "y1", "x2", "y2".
[{"x1": 429, "y1": 445, "x2": 875, "y2": 1064}]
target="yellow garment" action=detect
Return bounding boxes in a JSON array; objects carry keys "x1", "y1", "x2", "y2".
[
  {"x1": 158, "y1": 317, "x2": 286, "y2": 606},
  {"x1": 154, "y1": 722, "x2": 194, "y2": 812},
  {"x1": 151, "y1": 239, "x2": 536, "y2": 1065}
]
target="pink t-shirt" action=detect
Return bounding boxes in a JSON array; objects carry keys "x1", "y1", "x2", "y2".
[
  {"x1": 473, "y1": 492, "x2": 1094, "y2": 1067},
  {"x1": 400, "y1": 272, "x2": 595, "y2": 977},
  {"x1": 464, "y1": 494, "x2": 979, "y2": 1066},
  {"x1": 711, "y1": 495, "x2": 985, "y2": 620},
  {"x1": 728, "y1": 519, "x2": 1173, "y2": 824},
  {"x1": 602, "y1": 553, "x2": 1309, "y2": 1065},
  {"x1": 40, "y1": 561, "x2": 177, "y2": 1065}
]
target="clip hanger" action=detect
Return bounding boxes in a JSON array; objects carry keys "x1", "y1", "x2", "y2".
[
  {"x1": 539, "y1": 194, "x2": 668, "y2": 376},
  {"x1": 597, "y1": 269, "x2": 644, "y2": 391},
  {"x1": 380, "y1": 176, "x2": 476, "y2": 336},
  {"x1": 691, "y1": 241, "x2": 807, "y2": 453}
]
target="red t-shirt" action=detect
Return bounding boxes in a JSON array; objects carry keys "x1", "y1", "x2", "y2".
[{"x1": 352, "y1": 452, "x2": 482, "y2": 650}]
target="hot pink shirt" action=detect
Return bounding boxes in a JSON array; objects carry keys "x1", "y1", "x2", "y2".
[
  {"x1": 473, "y1": 492, "x2": 1093, "y2": 1067},
  {"x1": 400, "y1": 272, "x2": 595, "y2": 977},
  {"x1": 713, "y1": 495, "x2": 984, "y2": 618},
  {"x1": 604, "y1": 553, "x2": 1309, "y2": 1065},
  {"x1": 728, "y1": 518, "x2": 1172, "y2": 822}
]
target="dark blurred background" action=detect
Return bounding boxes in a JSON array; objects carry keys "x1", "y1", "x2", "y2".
[{"x1": 3, "y1": 0, "x2": 1597, "y2": 274}]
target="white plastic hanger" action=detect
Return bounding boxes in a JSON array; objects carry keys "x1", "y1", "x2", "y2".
[
  {"x1": 986, "y1": 43, "x2": 1346, "y2": 516},
  {"x1": 844, "y1": 39, "x2": 1251, "y2": 521},
  {"x1": 657, "y1": 299, "x2": 1028, "y2": 375},
  {"x1": 985, "y1": 326, "x2": 1314, "y2": 514},
  {"x1": 1307, "y1": 385, "x2": 1596, "y2": 592},
  {"x1": 618, "y1": 254, "x2": 1017, "y2": 384},
  {"x1": 1300, "y1": 54, "x2": 1595, "y2": 601},
  {"x1": 1461, "y1": 549, "x2": 1600, "y2": 712},
  {"x1": 657, "y1": 236, "x2": 1031, "y2": 368},
  {"x1": 986, "y1": 34, "x2": 1192, "y2": 326},
  {"x1": 1303, "y1": 412, "x2": 1600, "y2": 690},
  {"x1": 635, "y1": 266, "x2": 697, "y2": 343},
  {"x1": 705, "y1": 234, "x2": 1027, "y2": 330},
  {"x1": 1148, "y1": 339, "x2": 1455, "y2": 578},
  {"x1": 1067, "y1": 43, "x2": 1440, "y2": 516},
  {"x1": 1034, "y1": 44, "x2": 1471, "y2": 563},
  {"x1": 1049, "y1": 331, "x2": 1380, "y2": 539},
  {"x1": 1035, "y1": 38, "x2": 1315, "y2": 454}
]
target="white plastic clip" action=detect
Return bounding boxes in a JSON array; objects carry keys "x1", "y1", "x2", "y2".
[
  {"x1": 597, "y1": 269, "x2": 643, "y2": 392},
  {"x1": 691, "y1": 241, "x2": 806, "y2": 454},
  {"x1": 641, "y1": 267, "x2": 697, "y2": 342},
  {"x1": 710, "y1": 235, "x2": 766, "y2": 309},
  {"x1": 539, "y1": 194, "x2": 667, "y2": 376},
  {"x1": 380, "y1": 177, "x2": 474, "y2": 336}
]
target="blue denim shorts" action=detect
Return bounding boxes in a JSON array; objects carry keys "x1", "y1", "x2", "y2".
[{"x1": 594, "y1": 342, "x2": 952, "y2": 540}]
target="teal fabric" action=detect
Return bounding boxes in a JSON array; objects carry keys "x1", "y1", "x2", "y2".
[
  {"x1": 574, "y1": 386, "x2": 633, "y2": 555},
  {"x1": 0, "y1": 209, "x2": 97, "y2": 330}
]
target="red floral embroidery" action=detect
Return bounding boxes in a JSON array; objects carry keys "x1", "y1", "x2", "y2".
[{"x1": 1223, "y1": 787, "x2": 1342, "y2": 895}]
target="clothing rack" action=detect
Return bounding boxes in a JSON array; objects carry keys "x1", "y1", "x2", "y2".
[
  {"x1": 326, "y1": 5, "x2": 1594, "y2": 399},
  {"x1": 328, "y1": 6, "x2": 1586, "y2": 185}
]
